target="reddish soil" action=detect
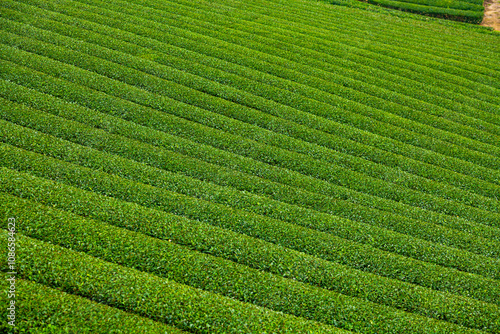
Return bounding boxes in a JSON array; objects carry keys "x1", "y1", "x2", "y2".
[{"x1": 481, "y1": 0, "x2": 500, "y2": 31}]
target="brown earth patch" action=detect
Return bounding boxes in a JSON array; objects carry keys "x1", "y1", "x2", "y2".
[{"x1": 481, "y1": 0, "x2": 500, "y2": 31}]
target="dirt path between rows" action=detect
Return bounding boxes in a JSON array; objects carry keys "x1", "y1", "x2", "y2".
[{"x1": 481, "y1": 0, "x2": 500, "y2": 31}]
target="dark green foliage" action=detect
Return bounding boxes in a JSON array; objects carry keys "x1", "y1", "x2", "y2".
[
  {"x1": 0, "y1": 280, "x2": 186, "y2": 333},
  {"x1": 0, "y1": 232, "x2": 347, "y2": 333},
  {"x1": 361, "y1": 0, "x2": 484, "y2": 23},
  {"x1": 4, "y1": 194, "x2": 496, "y2": 333},
  {"x1": 2, "y1": 176, "x2": 500, "y2": 332},
  {"x1": 0, "y1": 0, "x2": 499, "y2": 331}
]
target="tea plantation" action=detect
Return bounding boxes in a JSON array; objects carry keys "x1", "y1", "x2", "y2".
[
  {"x1": 349, "y1": 0, "x2": 485, "y2": 23},
  {"x1": 0, "y1": 0, "x2": 499, "y2": 332}
]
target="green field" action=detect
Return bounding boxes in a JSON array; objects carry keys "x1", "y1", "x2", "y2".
[
  {"x1": 0, "y1": 0, "x2": 499, "y2": 332},
  {"x1": 345, "y1": 0, "x2": 486, "y2": 23}
]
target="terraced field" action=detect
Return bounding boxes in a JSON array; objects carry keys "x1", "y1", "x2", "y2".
[{"x1": 0, "y1": 0, "x2": 499, "y2": 332}]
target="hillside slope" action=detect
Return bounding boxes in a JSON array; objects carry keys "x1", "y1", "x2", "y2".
[{"x1": 1, "y1": 0, "x2": 500, "y2": 332}]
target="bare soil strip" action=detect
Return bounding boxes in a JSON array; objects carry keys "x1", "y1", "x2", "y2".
[{"x1": 481, "y1": 0, "x2": 500, "y2": 31}]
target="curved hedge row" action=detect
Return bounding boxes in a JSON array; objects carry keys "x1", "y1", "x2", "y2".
[
  {"x1": 72, "y1": 0, "x2": 500, "y2": 115},
  {"x1": 5, "y1": 194, "x2": 496, "y2": 333},
  {"x1": 185, "y1": 0, "x2": 496, "y2": 63},
  {"x1": 3, "y1": 0, "x2": 500, "y2": 160},
  {"x1": 2, "y1": 99, "x2": 500, "y2": 264},
  {"x1": 10, "y1": 0, "x2": 500, "y2": 172},
  {"x1": 12, "y1": 0, "x2": 500, "y2": 129},
  {"x1": 8, "y1": 4, "x2": 500, "y2": 185},
  {"x1": 2, "y1": 13, "x2": 500, "y2": 207},
  {"x1": 142, "y1": 0, "x2": 498, "y2": 105},
  {"x1": 2, "y1": 138, "x2": 500, "y2": 288},
  {"x1": 1, "y1": 166, "x2": 499, "y2": 309},
  {"x1": 361, "y1": 0, "x2": 483, "y2": 23},
  {"x1": 0, "y1": 279, "x2": 187, "y2": 334},
  {"x1": 2, "y1": 74, "x2": 500, "y2": 250},
  {"x1": 64, "y1": 0, "x2": 500, "y2": 91},
  {"x1": 11, "y1": 0, "x2": 500, "y2": 159},
  {"x1": 0, "y1": 0, "x2": 498, "y2": 330},
  {"x1": 366, "y1": 0, "x2": 483, "y2": 12},
  {"x1": 3, "y1": 102, "x2": 500, "y2": 264},
  {"x1": 0, "y1": 232, "x2": 348, "y2": 334},
  {"x1": 1, "y1": 41, "x2": 499, "y2": 229}
]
